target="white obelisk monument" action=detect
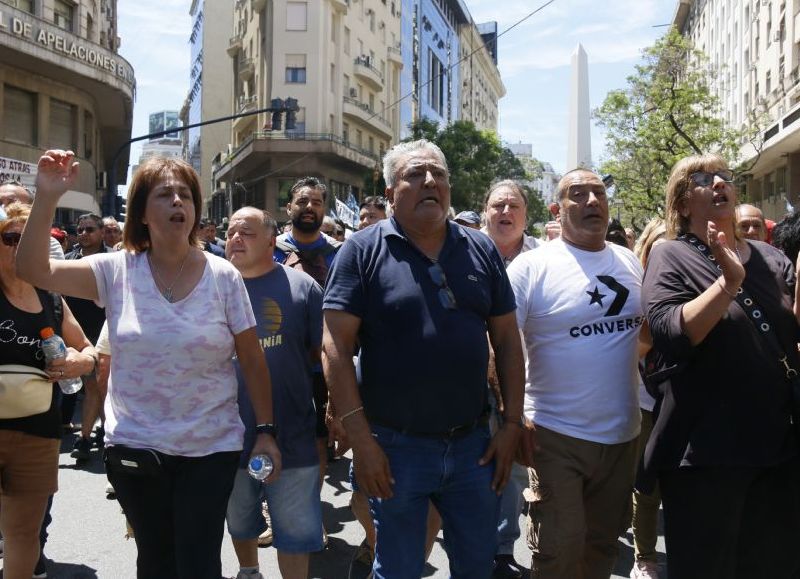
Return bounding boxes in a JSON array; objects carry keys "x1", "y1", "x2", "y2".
[{"x1": 567, "y1": 43, "x2": 592, "y2": 170}]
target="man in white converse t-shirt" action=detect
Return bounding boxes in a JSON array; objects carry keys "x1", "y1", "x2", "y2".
[{"x1": 507, "y1": 169, "x2": 642, "y2": 579}]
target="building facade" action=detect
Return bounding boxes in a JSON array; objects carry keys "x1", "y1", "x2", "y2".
[
  {"x1": 507, "y1": 142, "x2": 560, "y2": 205},
  {"x1": 459, "y1": 20, "x2": 504, "y2": 131},
  {"x1": 211, "y1": 0, "x2": 403, "y2": 223},
  {"x1": 180, "y1": 0, "x2": 234, "y2": 201},
  {"x1": 674, "y1": 0, "x2": 800, "y2": 218},
  {"x1": 0, "y1": 0, "x2": 135, "y2": 224},
  {"x1": 131, "y1": 110, "x2": 182, "y2": 175}
]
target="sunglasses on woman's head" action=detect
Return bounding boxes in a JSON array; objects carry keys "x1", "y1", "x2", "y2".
[
  {"x1": 1, "y1": 232, "x2": 21, "y2": 247},
  {"x1": 689, "y1": 170, "x2": 734, "y2": 187}
]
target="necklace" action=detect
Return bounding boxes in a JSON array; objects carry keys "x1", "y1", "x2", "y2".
[{"x1": 148, "y1": 251, "x2": 190, "y2": 303}]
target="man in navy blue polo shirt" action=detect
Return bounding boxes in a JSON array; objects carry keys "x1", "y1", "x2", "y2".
[{"x1": 322, "y1": 139, "x2": 525, "y2": 579}]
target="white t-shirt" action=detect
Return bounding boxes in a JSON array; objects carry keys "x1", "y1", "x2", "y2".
[
  {"x1": 87, "y1": 250, "x2": 256, "y2": 456},
  {"x1": 507, "y1": 239, "x2": 643, "y2": 444}
]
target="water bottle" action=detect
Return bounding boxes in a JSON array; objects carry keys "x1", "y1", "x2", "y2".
[
  {"x1": 40, "y1": 327, "x2": 83, "y2": 394},
  {"x1": 247, "y1": 454, "x2": 274, "y2": 481}
]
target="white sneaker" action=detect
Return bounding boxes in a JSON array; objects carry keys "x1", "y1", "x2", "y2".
[
  {"x1": 235, "y1": 571, "x2": 264, "y2": 579},
  {"x1": 630, "y1": 560, "x2": 660, "y2": 579}
]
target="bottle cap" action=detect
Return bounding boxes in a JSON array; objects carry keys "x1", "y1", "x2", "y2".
[
  {"x1": 251, "y1": 457, "x2": 263, "y2": 470},
  {"x1": 40, "y1": 327, "x2": 55, "y2": 339}
]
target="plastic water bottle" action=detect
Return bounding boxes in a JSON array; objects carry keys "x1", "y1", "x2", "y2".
[
  {"x1": 39, "y1": 327, "x2": 83, "y2": 394},
  {"x1": 247, "y1": 454, "x2": 274, "y2": 481}
]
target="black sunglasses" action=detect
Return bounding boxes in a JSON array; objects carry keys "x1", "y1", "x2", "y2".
[
  {"x1": 77, "y1": 226, "x2": 98, "y2": 234},
  {"x1": 690, "y1": 170, "x2": 734, "y2": 187},
  {"x1": 1, "y1": 232, "x2": 21, "y2": 247},
  {"x1": 428, "y1": 262, "x2": 457, "y2": 310}
]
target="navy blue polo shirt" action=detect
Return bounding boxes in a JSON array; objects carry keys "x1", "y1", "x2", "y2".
[{"x1": 323, "y1": 216, "x2": 516, "y2": 433}]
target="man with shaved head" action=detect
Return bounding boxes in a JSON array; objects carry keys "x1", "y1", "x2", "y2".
[
  {"x1": 507, "y1": 168, "x2": 643, "y2": 579},
  {"x1": 736, "y1": 203, "x2": 767, "y2": 242}
]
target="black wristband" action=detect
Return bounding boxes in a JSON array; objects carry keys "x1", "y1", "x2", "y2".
[{"x1": 255, "y1": 423, "x2": 277, "y2": 438}]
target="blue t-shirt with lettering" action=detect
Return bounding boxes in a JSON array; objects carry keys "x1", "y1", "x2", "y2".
[{"x1": 236, "y1": 264, "x2": 323, "y2": 469}]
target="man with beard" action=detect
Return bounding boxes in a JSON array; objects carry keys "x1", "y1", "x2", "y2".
[{"x1": 274, "y1": 176, "x2": 342, "y2": 544}]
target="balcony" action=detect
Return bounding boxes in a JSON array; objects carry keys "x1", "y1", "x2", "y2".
[
  {"x1": 330, "y1": 0, "x2": 348, "y2": 11},
  {"x1": 238, "y1": 57, "x2": 255, "y2": 81},
  {"x1": 353, "y1": 56, "x2": 384, "y2": 91},
  {"x1": 227, "y1": 34, "x2": 243, "y2": 56},
  {"x1": 252, "y1": 0, "x2": 266, "y2": 10},
  {"x1": 343, "y1": 96, "x2": 393, "y2": 138},
  {"x1": 388, "y1": 44, "x2": 402, "y2": 65},
  {"x1": 238, "y1": 94, "x2": 258, "y2": 113}
]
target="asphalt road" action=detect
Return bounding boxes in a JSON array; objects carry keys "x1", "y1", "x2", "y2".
[{"x1": 1, "y1": 431, "x2": 666, "y2": 578}]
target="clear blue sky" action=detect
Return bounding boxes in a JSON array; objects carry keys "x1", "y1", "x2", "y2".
[{"x1": 117, "y1": 0, "x2": 677, "y2": 177}]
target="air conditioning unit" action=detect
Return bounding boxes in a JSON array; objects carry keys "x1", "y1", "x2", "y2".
[{"x1": 349, "y1": 87, "x2": 358, "y2": 97}]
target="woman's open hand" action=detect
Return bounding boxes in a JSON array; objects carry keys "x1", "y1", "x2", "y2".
[
  {"x1": 708, "y1": 221, "x2": 744, "y2": 289},
  {"x1": 35, "y1": 150, "x2": 80, "y2": 201}
]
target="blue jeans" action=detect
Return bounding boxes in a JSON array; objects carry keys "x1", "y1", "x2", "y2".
[
  {"x1": 496, "y1": 462, "x2": 528, "y2": 555},
  {"x1": 368, "y1": 424, "x2": 499, "y2": 579}
]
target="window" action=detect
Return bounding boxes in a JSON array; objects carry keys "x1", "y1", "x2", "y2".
[
  {"x1": 3, "y1": 85, "x2": 37, "y2": 145},
  {"x1": 356, "y1": 129, "x2": 363, "y2": 149},
  {"x1": 285, "y1": 54, "x2": 307, "y2": 83},
  {"x1": 286, "y1": 2, "x2": 307, "y2": 31},
  {"x1": 766, "y1": 69, "x2": 772, "y2": 94},
  {"x1": 53, "y1": 0, "x2": 74, "y2": 31},
  {"x1": 6, "y1": 0, "x2": 33, "y2": 13},
  {"x1": 343, "y1": 122, "x2": 350, "y2": 144},
  {"x1": 84, "y1": 111, "x2": 94, "y2": 159},
  {"x1": 428, "y1": 49, "x2": 445, "y2": 115},
  {"x1": 344, "y1": 27, "x2": 351, "y2": 55},
  {"x1": 50, "y1": 98, "x2": 76, "y2": 150},
  {"x1": 330, "y1": 63, "x2": 336, "y2": 91}
]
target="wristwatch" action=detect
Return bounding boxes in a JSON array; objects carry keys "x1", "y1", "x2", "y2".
[{"x1": 255, "y1": 423, "x2": 277, "y2": 438}]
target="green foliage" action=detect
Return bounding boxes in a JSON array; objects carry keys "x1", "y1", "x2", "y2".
[
  {"x1": 594, "y1": 27, "x2": 762, "y2": 226},
  {"x1": 403, "y1": 119, "x2": 544, "y2": 224}
]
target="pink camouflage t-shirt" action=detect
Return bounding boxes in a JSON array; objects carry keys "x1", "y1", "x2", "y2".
[{"x1": 87, "y1": 250, "x2": 256, "y2": 456}]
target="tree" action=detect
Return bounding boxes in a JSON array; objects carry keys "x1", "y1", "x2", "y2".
[
  {"x1": 403, "y1": 119, "x2": 541, "y2": 219},
  {"x1": 594, "y1": 27, "x2": 763, "y2": 225}
]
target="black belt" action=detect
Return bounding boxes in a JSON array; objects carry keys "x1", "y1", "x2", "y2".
[{"x1": 371, "y1": 413, "x2": 489, "y2": 440}]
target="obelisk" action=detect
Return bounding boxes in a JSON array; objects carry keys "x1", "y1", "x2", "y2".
[{"x1": 567, "y1": 43, "x2": 592, "y2": 170}]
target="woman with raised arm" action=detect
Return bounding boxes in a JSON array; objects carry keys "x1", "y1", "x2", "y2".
[
  {"x1": 641, "y1": 153, "x2": 800, "y2": 579},
  {"x1": 16, "y1": 150, "x2": 281, "y2": 579}
]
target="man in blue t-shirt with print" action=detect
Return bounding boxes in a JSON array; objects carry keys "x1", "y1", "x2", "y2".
[
  {"x1": 322, "y1": 139, "x2": 526, "y2": 579},
  {"x1": 226, "y1": 206, "x2": 324, "y2": 579}
]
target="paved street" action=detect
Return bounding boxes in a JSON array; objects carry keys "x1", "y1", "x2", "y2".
[{"x1": 2, "y1": 431, "x2": 666, "y2": 578}]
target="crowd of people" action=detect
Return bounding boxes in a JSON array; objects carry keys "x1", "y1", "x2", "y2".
[{"x1": 1, "y1": 140, "x2": 799, "y2": 579}]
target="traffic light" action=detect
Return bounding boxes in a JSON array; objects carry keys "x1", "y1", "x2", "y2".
[
  {"x1": 285, "y1": 97, "x2": 298, "y2": 130},
  {"x1": 270, "y1": 98, "x2": 284, "y2": 130}
]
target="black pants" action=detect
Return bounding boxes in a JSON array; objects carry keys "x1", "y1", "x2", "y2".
[
  {"x1": 105, "y1": 447, "x2": 239, "y2": 579},
  {"x1": 660, "y1": 459, "x2": 800, "y2": 579}
]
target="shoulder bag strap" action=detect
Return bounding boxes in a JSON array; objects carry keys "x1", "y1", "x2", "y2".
[{"x1": 678, "y1": 234, "x2": 799, "y2": 381}]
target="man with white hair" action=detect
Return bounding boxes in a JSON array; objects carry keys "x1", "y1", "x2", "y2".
[{"x1": 323, "y1": 139, "x2": 525, "y2": 578}]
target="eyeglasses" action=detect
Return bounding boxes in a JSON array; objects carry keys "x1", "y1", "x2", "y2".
[
  {"x1": 77, "y1": 226, "x2": 98, "y2": 234},
  {"x1": 428, "y1": 262, "x2": 457, "y2": 310},
  {"x1": 689, "y1": 170, "x2": 734, "y2": 187},
  {"x1": 1, "y1": 232, "x2": 21, "y2": 247}
]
